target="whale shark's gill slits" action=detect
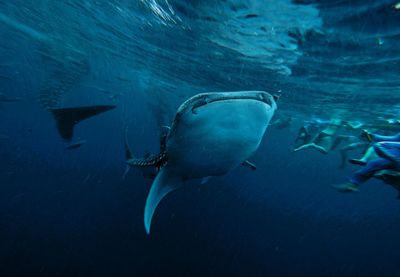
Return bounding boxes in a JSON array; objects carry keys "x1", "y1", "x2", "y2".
[
  {"x1": 50, "y1": 105, "x2": 116, "y2": 141},
  {"x1": 159, "y1": 126, "x2": 170, "y2": 153},
  {"x1": 127, "y1": 153, "x2": 166, "y2": 168}
]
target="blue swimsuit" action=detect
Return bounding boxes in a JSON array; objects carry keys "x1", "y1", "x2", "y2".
[{"x1": 350, "y1": 134, "x2": 400, "y2": 185}]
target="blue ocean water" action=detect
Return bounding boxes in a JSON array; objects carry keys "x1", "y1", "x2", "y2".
[{"x1": 1, "y1": 0, "x2": 400, "y2": 275}]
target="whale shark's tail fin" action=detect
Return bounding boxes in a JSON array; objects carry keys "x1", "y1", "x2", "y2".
[
  {"x1": 144, "y1": 167, "x2": 183, "y2": 234},
  {"x1": 50, "y1": 105, "x2": 116, "y2": 141}
]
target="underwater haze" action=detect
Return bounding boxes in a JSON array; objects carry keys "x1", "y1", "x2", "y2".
[{"x1": 1, "y1": 0, "x2": 400, "y2": 276}]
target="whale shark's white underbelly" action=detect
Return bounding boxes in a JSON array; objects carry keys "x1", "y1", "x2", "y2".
[{"x1": 166, "y1": 99, "x2": 274, "y2": 178}]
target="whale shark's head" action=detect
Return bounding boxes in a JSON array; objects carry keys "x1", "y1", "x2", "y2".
[{"x1": 167, "y1": 91, "x2": 277, "y2": 175}]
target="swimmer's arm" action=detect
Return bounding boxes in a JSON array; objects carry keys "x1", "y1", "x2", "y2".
[{"x1": 371, "y1": 133, "x2": 400, "y2": 142}]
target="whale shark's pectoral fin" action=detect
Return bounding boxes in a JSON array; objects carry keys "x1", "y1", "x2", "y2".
[
  {"x1": 124, "y1": 136, "x2": 133, "y2": 161},
  {"x1": 50, "y1": 105, "x2": 116, "y2": 141},
  {"x1": 144, "y1": 167, "x2": 183, "y2": 234},
  {"x1": 122, "y1": 128, "x2": 133, "y2": 181},
  {"x1": 242, "y1": 160, "x2": 257, "y2": 170},
  {"x1": 122, "y1": 165, "x2": 131, "y2": 181}
]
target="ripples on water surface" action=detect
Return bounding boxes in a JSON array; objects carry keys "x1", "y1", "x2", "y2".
[{"x1": 1, "y1": 0, "x2": 399, "y2": 119}]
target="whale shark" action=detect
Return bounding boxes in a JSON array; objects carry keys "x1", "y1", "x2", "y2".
[{"x1": 126, "y1": 91, "x2": 277, "y2": 234}]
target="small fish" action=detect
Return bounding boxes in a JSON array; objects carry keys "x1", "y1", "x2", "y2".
[
  {"x1": 0, "y1": 93, "x2": 22, "y2": 102},
  {"x1": 66, "y1": 140, "x2": 87, "y2": 150},
  {"x1": 0, "y1": 75, "x2": 13, "y2": 81},
  {"x1": 116, "y1": 76, "x2": 132, "y2": 82}
]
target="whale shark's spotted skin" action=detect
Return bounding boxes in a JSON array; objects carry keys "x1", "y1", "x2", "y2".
[{"x1": 126, "y1": 91, "x2": 277, "y2": 234}]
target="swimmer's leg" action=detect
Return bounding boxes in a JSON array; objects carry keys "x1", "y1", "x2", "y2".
[
  {"x1": 349, "y1": 145, "x2": 375, "y2": 166},
  {"x1": 340, "y1": 141, "x2": 368, "y2": 167},
  {"x1": 350, "y1": 158, "x2": 395, "y2": 186},
  {"x1": 293, "y1": 143, "x2": 315, "y2": 152},
  {"x1": 293, "y1": 142, "x2": 328, "y2": 153},
  {"x1": 313, "y1": 131, "x2": 333, "y2": 153},
  {"x1": 333, "y1": 182, "x2": 360, "y2": 192},
  {"x1": 334, "y1": 158, "x2": 395, "y2": 193},
  {"x1": 312, "y1": 144, "x2": 329, "y2": 154}
]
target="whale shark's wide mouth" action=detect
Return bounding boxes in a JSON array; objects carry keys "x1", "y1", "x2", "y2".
[{"x1": 177, "y1": 91, "x2": 275, "y2": 116}]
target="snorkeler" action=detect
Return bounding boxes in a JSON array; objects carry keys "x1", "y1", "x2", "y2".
[
  {"x1": 293, "y1": 118, "x2": 353, "y2": 154},
  {"x1": 348, "y1": 130, "x2": 400, "y2": 166},
  {"x1": 270, "y1": 116, "x2": 293, "y2": 130},
  {"x1": 293, "y1": 118, "x2": 328, "y2": 152},
  {"x1": 341, "y1": 118, "x2": 400, "y2": 167},
  {"x1": 334, "y1": 131, "x2": 400, "y2": 192}
]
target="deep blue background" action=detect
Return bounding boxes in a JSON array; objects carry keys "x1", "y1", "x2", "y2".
[{"x1": 1, "y1": 0, "x2": 400, "y2": 275}]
